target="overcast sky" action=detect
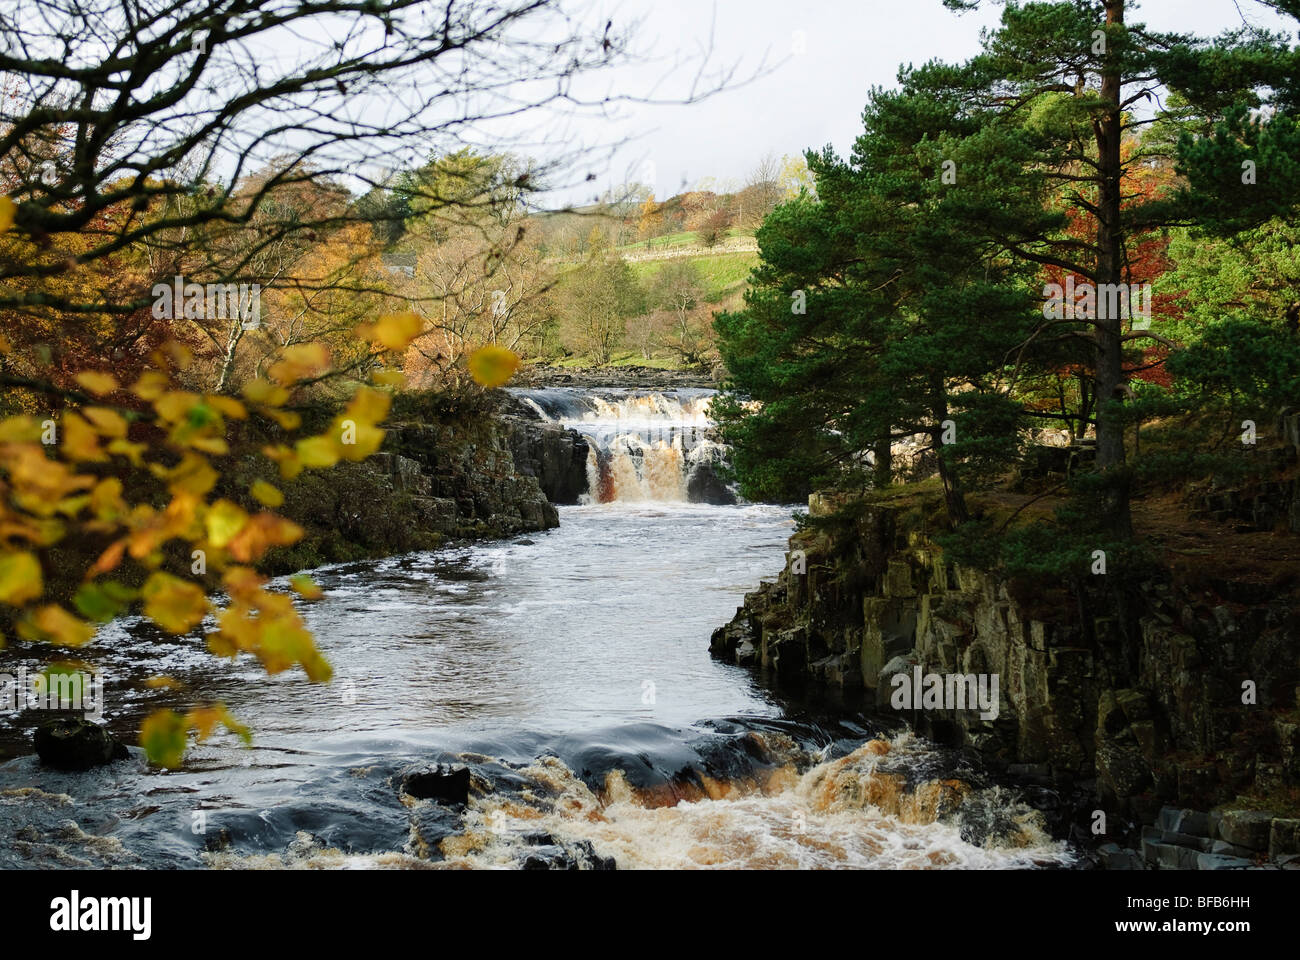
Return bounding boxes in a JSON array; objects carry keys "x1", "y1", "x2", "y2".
[{"x1": 529, "y1": 0, "x2": 1297, "y2": 207}]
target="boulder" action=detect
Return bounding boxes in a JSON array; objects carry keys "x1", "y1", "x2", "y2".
[
  {"x1": 1197, "y1": 853, "x2": 1253, "y2": 870},
  {"x1": 1218, "y1": 809, "x2": 1276, "y2": 851},
  {"x1": 1269, "y1": 818, "x2": 1300, "y2": 859},
  {"x1": 400, "y1": 763, "x2": 472, "y2": 805},
  {"x1": 34, "y1": 718, "x2": 129, "y2": 770}
]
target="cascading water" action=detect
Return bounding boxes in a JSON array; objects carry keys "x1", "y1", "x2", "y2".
[{"x1": 508, "y1": 387, "x2": 735, "y2": 504}]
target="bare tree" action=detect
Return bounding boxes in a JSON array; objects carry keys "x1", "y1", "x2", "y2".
[{"x1": 0, "y1": 0, "x2": 753, "y2": 396}]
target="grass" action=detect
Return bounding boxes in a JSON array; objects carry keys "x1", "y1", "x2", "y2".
[
  {"x1": 629, "y1": 251, "x2": 758, "y2": 303},
  {"x1": 614, "y1": 227, "x2": 754, "y2": 254},
  {"x1": 529, "y1": 351, "x2": 701, "y2": 370}
]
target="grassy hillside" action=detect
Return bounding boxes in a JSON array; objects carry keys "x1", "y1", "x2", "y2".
[{"x1": 629, "y1": 250, "x2": 758, "y2": 304}]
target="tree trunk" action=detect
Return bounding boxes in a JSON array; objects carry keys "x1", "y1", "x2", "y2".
[
  {"x1": 215, "y1": 320, "x2": 243, "y2": 394},
  {"x1": 1091, "y1": 0, "x2": 1132, "y2": 536},
  {"x1": 931, "y1": 383, "x2": 969, "y2": 528},
  {"x1": 873, "y1": 436, "x2": 892, "y2": 488},
  {"x1": 937, "y1": 445, "x2": 969, "y2": 529}
]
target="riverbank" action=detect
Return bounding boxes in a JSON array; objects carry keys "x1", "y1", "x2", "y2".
[
  {"x1": 517, "y1": 362, "x2": 720, "y2": 390},
  {"x1": 710, "y1": 433, "x2": 1300, "y2": 870}
]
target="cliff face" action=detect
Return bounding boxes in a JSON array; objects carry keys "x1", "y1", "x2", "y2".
[
  {"x1": 505, "y1": 419, "x2": 590, "y2": 505},
  {"x1": 260, "y1": 410, "x2": 561, "y2": 575},
  {"x1": 711, "y1": 498, "x2": 1300, "y2": 825},
  {"x1": 380, "y1": 416, "x2": 561, "y2": 537}
]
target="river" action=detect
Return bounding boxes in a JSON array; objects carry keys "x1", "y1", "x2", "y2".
[{"x1": 0, "y1": 388, "x2": 1074, "y2": 870}]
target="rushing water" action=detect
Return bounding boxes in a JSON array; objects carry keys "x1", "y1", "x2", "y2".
[
  {"x1": 509, "y1": 387, "x2": 730, "y2": 503},
  {"x1": 0, "y1": 391, "x2": 1075, "y2": 870}
]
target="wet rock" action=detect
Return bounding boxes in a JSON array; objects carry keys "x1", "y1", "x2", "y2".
[
  {"x1": 1269, "y1": 818, "x2": 1300, "y2": 859},
  {"x1": 505, "y1": 420, "x2": 590, "y2": 505},
  {"x1": 400, "y1": 764, "x2": 471, "y2": 805},
  {"x1": 715, "y1": 493, "x2": 1300, "y2": 814},
  {"x1": 409, "y1": 805, "x2": 463, "y2": 860},
  {"x1": 33, "y1": 718, "x2": 129, "y2": 771},
  {"x1": 1210, "y1": 839, "x2": 1256, "y2": 859},
  {"x1": 1157, "y1": 807, "x2": 1210, "y2": 837},
  {"x1": 518, "y1": 838, "x2": 615, "y2": 870},
  {"x1": 1218, "y1": 809, "x2": 1275, "y2": 851},
  {"x1": 1096, "y1": 843, "x2": 1144, "y2": 870},
  {"x1": 1142, "y1": 837, "x2": 1202, "y2": 870},
  {"x1": 685, "y1": 459, "x2": 736, "y2": 505},
  {"x1": 1197, "y1": 853, "x2": 1253, "y2": 870}
]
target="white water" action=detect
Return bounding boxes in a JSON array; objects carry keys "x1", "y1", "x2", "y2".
[{"x1": 510, "y1": 387, "x2": 728, "y2": 503}]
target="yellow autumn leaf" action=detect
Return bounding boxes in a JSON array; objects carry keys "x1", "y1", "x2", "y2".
[
  {"x1": 205, "y1": 499, "x2": 249, "y2": 548},
  {"x1": 188, "y1": 706, "x2": 223, "y2": 741},
  {"x1": 140, "y1": 709, "x2": 188, "y2": 769},
  {"x1": 249, "y1": 480, "x2": 283, "y2": 508},
  {"x1": 262, "y1": 408, "x2": 301, "y2": 431},
  {"x1": 142, "y1": 572, "x2": 209, "y2": 634},
  {"x1": 242, "y1": 379, "x2": 291, "y2": 407},
  {"x1": 0, "y1": 415, "x2": 41, "y2": 443},
  {"x1": 227, "y1": 513, "x2": 303, "y2": 563},
  {"x1": 262, "y1": 444, "x2": 304, "y2": 480},
  {"x1": 187, "y1": 433, "x2": 229, "y2": 456},
  {"x1": 153, "y1": 390, "x2": 201, "y2": 424},
  {"x1": 155, "y1": 340, "x2": 193, "y2": 371},
  {"x1": 61, "y1": 413, "x2": 107, "y2": 462},
  {"x1": 358, "y1": 311, "x2": 423, "y2": 351},
  {"x1": 268, "y1": 342, "x2": 330, "y2": 385},
  {"x1": 156, "y1": 454, "x2": 219, "y2": 497},
  {"x1": 335, "y1": 418, "x2": 385, "y2": 462},
  {"x1": 467, "y1": 345, "x2": 521, "y2": 388},
  {"x1": 344, "y1": 385, "x2": 391, "y2": 425},
  {"x1": 0, "y1": 551, "x2": 43, "y2": 606},
  {"x1": 0, "y1": 196, "x2": 14, "y2": 233},
  {"x1": 18, "y1": 605, "x2": 96, "y2": 646},
  {"x1": 290, "y1": 575, "x2": 324, "y2": 600},
  {"x1": 90, "y1": 477, "x2": 126, "y2": 521},
  {"x1": 74, "y1": 371, "x2": 119, "y2": 396},
  {"x1": 106, "y1": 438, "x2": 147, "y2": 466},
  {"x1": 206, "y1": 396, "x2": 247, "y2": 420},
  {"x1": 130, "y1": 371, "x2": 170, "y2": 401},
  {"x1": 295, "y1": 435, "x2": 340, "y2": 468},
  {"x1": 83, "y1": 407, "x2": 127, "y2": 438}
]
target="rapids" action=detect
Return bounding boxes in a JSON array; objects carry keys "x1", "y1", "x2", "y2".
[{"x1": 0, "y1": 389, "x2": 1076, "y2": 870}]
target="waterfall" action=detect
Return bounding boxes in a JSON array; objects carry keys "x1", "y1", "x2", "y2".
[{"x1": 509, "y1": 387, "x2": 736, "y2": 504}]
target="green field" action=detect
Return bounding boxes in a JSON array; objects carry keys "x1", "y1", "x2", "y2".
[
  {"x1": 613, "y1": 226, "x2": 753, "y2": 255},
  {"x1": 629, "y1": 251, "x2": 758, "y2": 303}
]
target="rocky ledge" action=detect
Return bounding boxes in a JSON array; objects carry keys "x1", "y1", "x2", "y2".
[
  {"x1": 711, "y1": 496, "x2": 1300, "y2": 869},
  {"x1": 517, "y1": 363, "x2": 718, "y2": 390}
]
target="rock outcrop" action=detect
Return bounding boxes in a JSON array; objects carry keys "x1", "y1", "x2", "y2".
[
  {"x1": 262, "y1": 407, "x2": 561, "y2": 574},
  {"x1": 34, "y1": 718, "x2": 130, "y2": 770},
  {"x1": 711, "y1": 495, "x2": 1300, "y2": 860},
  {"x1": 504, "y1": 419, "x2": 590, "y2": 505},
  {"x1": 382, "y1": 418, "x2": 559, "y2": 537}
]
